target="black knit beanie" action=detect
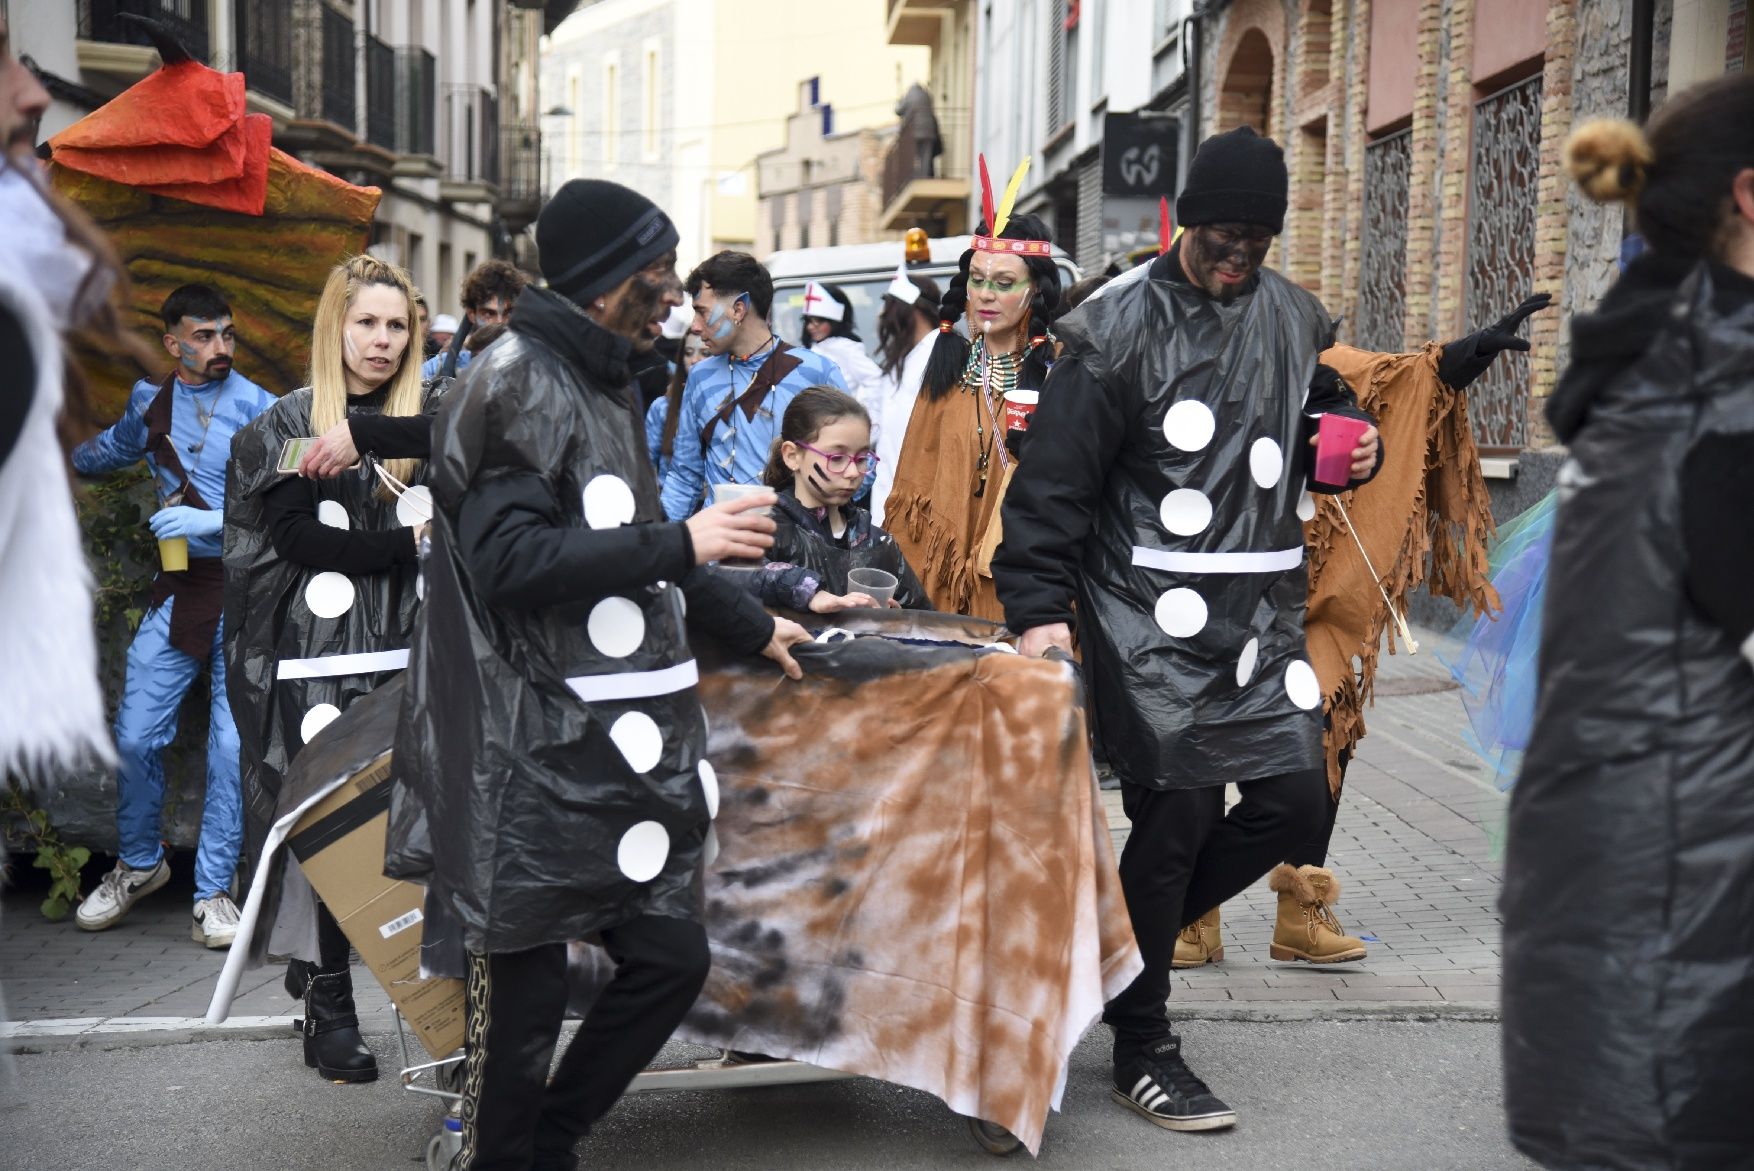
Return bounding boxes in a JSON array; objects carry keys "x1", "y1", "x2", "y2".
[
  {"x1": 537, "y1": 179, "x2": 680, "y2": 306},
  {"x1": 1175, "y1": 126, "x2": 1289, "y2": 235}
]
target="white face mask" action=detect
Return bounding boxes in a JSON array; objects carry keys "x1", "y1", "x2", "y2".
[{"x1": 0, "y1": 161, "x2": 107, "y2": 324}]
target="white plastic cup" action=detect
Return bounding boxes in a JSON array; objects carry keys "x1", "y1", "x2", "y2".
[
  {"x1": 847, "y1": 566, "x2": 898, "y2": 608},
  {"x1": 711, "y1": 481, "x2": 774, "y2": 517}
]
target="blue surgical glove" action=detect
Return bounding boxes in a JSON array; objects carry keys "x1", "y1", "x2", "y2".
[{"x1": 149, "y1": 505, "x2": 223, "y2": 540}]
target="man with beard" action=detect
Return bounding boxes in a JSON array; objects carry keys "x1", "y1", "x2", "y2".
[
  {"x1": 71, "y1": 283, "x2": 275, "y2": 946},
  {"x1": 993, "y1": 126, "x2": 1382, "y2": 1132},
  {"x1": 386, "y1": 178, "x2": 811, "y2": 1171}
]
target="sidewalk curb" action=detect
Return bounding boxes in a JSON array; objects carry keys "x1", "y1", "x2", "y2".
[{"x1": 5, "y1": 1001, "x2": 1500, "y2": 1054}]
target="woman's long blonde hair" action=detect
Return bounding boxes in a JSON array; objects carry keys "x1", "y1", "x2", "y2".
[{"x1": 308, "y1": 255, "x2": 424, "y2": 495}]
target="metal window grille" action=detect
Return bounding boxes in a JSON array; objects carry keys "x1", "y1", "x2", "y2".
[
  {"x1": 237, "y1": 0, "x2": 292, "y2": 106},
  {"x1": 320, "y1": 5, "x2": 356, "y2": 132},
  {"x1": 1463, "y1": 75, "x2": 1543, "y2": 449},
  {"x1": 364, "y1": 34, "x2": 396, "y2": 150},
  {"x1": 396, "y1": 48, "x2": 436, "y2": 156},
  {"x1": 78, "y1": 0, "x2": 210, "y2": 63},
  {"x1": 1048, "y1": 0, "x2": 1068, "y2": 130},
  {"x1": 1356, "y1": 128, "x2": 1411, "y2": 354}
]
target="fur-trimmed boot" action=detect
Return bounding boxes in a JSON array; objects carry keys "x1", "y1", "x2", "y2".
[
  {"x1": 1171, "y1": 906, "x2": 1224, "y2": 968},
  {"x1": 1268, "y1": 864, "x2": 1367, "y2": 964}
]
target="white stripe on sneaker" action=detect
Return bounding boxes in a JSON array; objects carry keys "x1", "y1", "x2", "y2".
[
  {"x1": 1144, "y1": 1088, "x2": 1169, "y2": 1112},
  {"x1": 1130, "y1": 1074, "x2": 1153, "y2": 1102}
]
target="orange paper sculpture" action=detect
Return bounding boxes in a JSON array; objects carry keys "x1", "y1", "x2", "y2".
[{"x1": 49, "y1": 59, "x2": 380, "y2": 414}]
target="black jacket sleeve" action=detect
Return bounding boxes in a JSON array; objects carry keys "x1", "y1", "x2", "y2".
[
  {"x1": 262, "y1": 476, "x2": 417, "y2": 573},
  {"x1": 455, "y1": 467, "x2": 695, "y2": 611},
  {"x1": 992, "y1": 352, "x2": 1131, "y2": 633},
  {"x1": 1302, "y1": 362, "x2": 1384, "y2": 494},
  {"x1": 0, "y1": 301, "x2": 33, "y2": 466},
  {"x1": 350, "y1": 413, "x2": 435, "y2": 460},
  {"x1": 680, "y1": 566, "x2": 777, "y2": 656},
  {"x1": 1682, "y1": 431, "x2": 1754, "y2": 657}
]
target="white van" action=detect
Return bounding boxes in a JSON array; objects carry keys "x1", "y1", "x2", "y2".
[{"x1": 765, "y1": 236, "x2": 1082, "y2": 359}]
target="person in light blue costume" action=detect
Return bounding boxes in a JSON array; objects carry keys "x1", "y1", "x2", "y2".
[
  {"x1": 418, "y1": 258, "x2": 525, "y2": 381},
  {"x1": 71, "y1": 283, "x2": 276, "y2": 947},
  {"x1": 645, "y1": 328, "x2": 705, "y2": 493},
  {"x1": 660, "y1": 251, "x2": 847, "y2": 520},
  {"x1": 1446, "y1": 490, "x2": 1556, "y2": 789}
]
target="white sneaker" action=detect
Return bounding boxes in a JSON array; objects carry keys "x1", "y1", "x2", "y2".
[
  {"x1": 75, "y1": 857, "x2": 171, "y2": 931},
  {"x1": 191, "y1": 893, "x2": 241, "y2": 949}
]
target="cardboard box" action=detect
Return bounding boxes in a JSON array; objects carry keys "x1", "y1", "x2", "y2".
[{"x1": 286, "y1": 752, "x2": 465, "y2": 1060}]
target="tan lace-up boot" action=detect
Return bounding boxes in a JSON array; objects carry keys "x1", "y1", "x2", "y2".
[
  {"x1": 1171, "y1": 906, "x2": 1224, "y2": 968},
  {"x1": 1268, "y1": 864, "x2": 1368, "y2": 964}
]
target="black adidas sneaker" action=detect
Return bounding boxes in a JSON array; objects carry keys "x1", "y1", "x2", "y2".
[{"x1": 1111, "y1": 1035, "x2": 1237, "y2": 1131}]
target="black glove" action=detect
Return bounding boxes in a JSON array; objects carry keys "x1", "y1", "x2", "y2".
[
  {"x1": 1436, "y1": 293, "x2": 1553, "y2": 390},
  {"x1": 1004, "y1": 427, "x2": 1030, "y2": 460}
]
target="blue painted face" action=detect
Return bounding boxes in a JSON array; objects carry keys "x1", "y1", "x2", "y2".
[{"x1": 705, "y1": 292, "x2": 746, "y2": 342}]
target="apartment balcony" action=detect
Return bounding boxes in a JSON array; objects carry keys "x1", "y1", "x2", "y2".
[
  {"x1": 879, "y1": 106, "x2": 969, "y2": 234},
  {"x1": 390, "y1": 47, "x2": 440, "y2": 177},
  {"x1": 75, "y1": 0, "x2": 209, "y2": 78},
  {"x1": 886, "y1": 0, "x2": 963, "y2": 47},
  {"x1": 237, "y1": 0, "x2": 294, "y2": 109},
  {"x1": 441, "y1": 85, "x2": 500, "y2": 204},
  {"x1": 498, "y1": 125, "x2": 543, "y2": 234}
]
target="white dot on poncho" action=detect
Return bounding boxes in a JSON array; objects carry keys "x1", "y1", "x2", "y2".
[
  {"x1": 582, "y1": 474, "x2": 637, "y2": 530},
  {"x1": 316, "y1": 500, "x2": 349, "y2": 529},
  {"x1": 609, "y1": 711, "x2": 664, "y2": 773},
  {"x1": 1162, "y1": 400, "x2": 1216, "y2": 452},
  {"x1": 300, "y1": 703, "x2": 341, "y2": 744},
  {"x1": 304, "y1": 572, "x2": 355, "y2": 618},
  {"x1": 1154, "y1": 588, "x2": 1208, "y2": 638},
  {"x1": 617, "y1": 820, "x2": 669, "y2": 883},
  {"x1": 1296, "y1": 490, "x2": 1317, "y2": 522},
  {"x1": 1250, "y1": 437, "x2": 1284, "y2": 489},
  {"x1": 698, "y1": 759, "x2": 720, "y2": 819},
  {"x1": 587, "y1": 596, "x2": 646, "y2": 658},
  {"x1": 1284, "y1": 659, "x2": 1322, "y2": 710},
  {"x1": 1235, "y1": 638, "x2": 1260, "y2": 688},
  {"x1": 1159, "y1": 488, "x2": 1213, "y2": 537},
  {"x1": 396, "y1": 485, "x2": 433, "y2": 528}
]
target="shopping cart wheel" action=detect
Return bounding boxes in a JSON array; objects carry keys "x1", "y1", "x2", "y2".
[
  {"x1": 437, "y1": 1050, "x2": 466, "y2": 1095},
  {"x1": 966, "y1": 1116, "x2": 1024, "y2": 1156}
]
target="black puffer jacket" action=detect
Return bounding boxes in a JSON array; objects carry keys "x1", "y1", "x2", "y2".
[
  {"x1": 384, "y1": 288, "x2": 774, "y2": 955},
  {"x1": 1503, "y1": 258, "x2": 1754, "y2": 1170}
]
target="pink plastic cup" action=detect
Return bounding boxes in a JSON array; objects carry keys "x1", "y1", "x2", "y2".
[{"x1": 1312, "y1": 413, "x2": 1371, "y2": 489}]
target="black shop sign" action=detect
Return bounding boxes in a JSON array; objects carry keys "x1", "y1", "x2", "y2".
[{"x1": 1102, "y1": 112, "x2": 1180, "y2": 198}]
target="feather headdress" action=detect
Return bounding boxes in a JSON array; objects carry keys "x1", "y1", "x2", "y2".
[{"x1": 972, "y1": 155, "x2": 1052, "y2": 257}]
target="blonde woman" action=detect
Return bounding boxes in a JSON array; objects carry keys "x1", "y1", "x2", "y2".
[{"x1": 224, "y1": 254, "x2": 440, "y2": 1084}]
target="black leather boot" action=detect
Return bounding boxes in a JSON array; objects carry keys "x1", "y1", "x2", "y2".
[{"x1": 286, "y1": 906, "x2": 378, "y2": 1083}]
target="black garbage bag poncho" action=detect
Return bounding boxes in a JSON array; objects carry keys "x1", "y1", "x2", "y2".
[
  {"x1": 384, "y1": 291, "x2": 773, "y2": 956},
  {"x1": 994, "y1": 258, "x2": 1373, "y2": 789},
  {"x1": 1503, "y1": 263, "x2": 1754, "y2": 1169},
  {"x1": 224, "y1": 383, "x2": 438, "y2": 959}
]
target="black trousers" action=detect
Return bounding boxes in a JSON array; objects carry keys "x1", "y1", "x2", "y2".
[
  {"x1": 1284, "y1": 747, "x2": 1351, "y2": 868},
  {"x1": 459, "y1": 915, "x2": 711, "y2": 1171},
  {"x1": 1102, "y1": 768, "x2": 1328, "y2": 1056}
]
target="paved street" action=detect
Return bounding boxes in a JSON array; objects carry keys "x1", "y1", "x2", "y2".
[
  {"x1": 2, "y1": 1021, "x2": 1531, "y2": 1170},
  {"x1": 1, "y1": 627, "x2": 1522, "y2": 1167}
]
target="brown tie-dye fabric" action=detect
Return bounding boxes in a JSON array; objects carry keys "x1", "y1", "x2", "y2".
[
  {"x1": 570, "y1": 618, "x2": 1140, "y2": 1154},
  {"x1": 1304, "y1": 344, "x2": 1499, "y2": 794}
]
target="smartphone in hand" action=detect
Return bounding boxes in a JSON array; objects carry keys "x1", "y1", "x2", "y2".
[{"x1": 277, "y1": 437, "x2": 318, "y2": 474}]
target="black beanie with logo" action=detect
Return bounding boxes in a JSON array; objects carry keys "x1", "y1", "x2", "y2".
[
  {"x1": 1174, "y1": 126, "x2": 1289, "y2": 235},
  {"x1": 537, "y1": 179, "x2": 680, "y2": 306}
]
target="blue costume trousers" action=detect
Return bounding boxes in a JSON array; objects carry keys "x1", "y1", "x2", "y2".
[{"x1": 113, "y1": 601, "x2": 242, "y2": 903}]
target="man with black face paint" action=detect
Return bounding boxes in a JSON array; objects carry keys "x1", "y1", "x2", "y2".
[
  {"x1": 994, "y1": 126, "x2": 1383, "y2": 1134},
  {"x1": 386, "y1": 178, "x2": 810, "y2": 1171}
]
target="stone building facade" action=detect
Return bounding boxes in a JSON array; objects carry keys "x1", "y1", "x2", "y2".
[
  {"x1": 1188, "y1": 0, "x2": 1754, "y2": 480},
  {"x1": 756, "y1": 81, "x2": 899, "y2": 255}
]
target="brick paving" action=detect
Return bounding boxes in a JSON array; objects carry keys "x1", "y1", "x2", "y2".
[{"x1": 2, "y1": 628, "x2": 1503, "y2": 1043}]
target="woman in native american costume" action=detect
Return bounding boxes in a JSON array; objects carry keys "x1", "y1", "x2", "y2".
[
  {"x1": 884, "y1": 160, "x2": 1063, "y2": 623},
  {"x1": 225, "y1": 255, "x2": 440, "y2": 1085}
]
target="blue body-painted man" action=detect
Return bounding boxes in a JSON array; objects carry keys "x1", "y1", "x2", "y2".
[
  {"x1": 72, "y1": 283, "x2": 276, "y2": 947},
  {"x1": 660, "y1": 251, "x2": 848, "y2": 520}
]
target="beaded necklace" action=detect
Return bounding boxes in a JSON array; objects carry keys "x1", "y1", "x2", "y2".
[{"x1": 968, "y1": 338, "x2": 1022, "y2": 498}]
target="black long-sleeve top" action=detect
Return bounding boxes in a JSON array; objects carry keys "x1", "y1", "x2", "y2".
[{"x1": 453, "y1": 467, "x2": 775, "y2": 657}]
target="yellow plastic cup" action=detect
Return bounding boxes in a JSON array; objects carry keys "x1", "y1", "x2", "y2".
[{"x1": 158, "y1": 537, "x2": 189, "y2": 572}]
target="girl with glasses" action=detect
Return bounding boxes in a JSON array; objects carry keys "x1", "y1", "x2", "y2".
[{"x1": 733, "y1": 386, "x2": 927, "y2": 614}]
